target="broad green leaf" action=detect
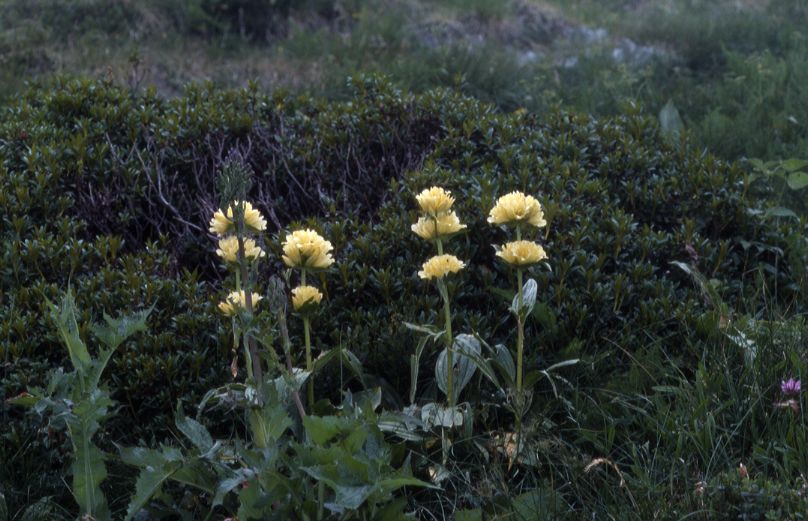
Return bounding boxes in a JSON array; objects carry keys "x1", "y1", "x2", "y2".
[
  {"x1": 402, "y1": 321, "x2": 443, "y2": 338},
  {"x1": 435, "y1": 334, "x2": 481, "y2": 402},
  {"x1": 48, "y1": 291, "x2": 90, "y2": 370},
  {"x1": 66, "y1": 390, "x2": 112, "y2": 520},
  {"x1": 18, "y1": 497, "x2": 55, "y2": 521},
  {"x1": 304, "y1": 415, "x2": 348, "y2": 445},
  {"x1": 89, "y1": 307, "x2": 152, "y2": 388},
  {"x1": 248, "y1": 404, "x2": 291, "y2": 448},
  {"x1": 6, "y1": 391, "x2": 40, "y2": 407},
  {"x1": 409, "y1": 335, "x2": 429, "y2": 404},
  {"x1": 420, "y1": 402, "x2": 463, "y2": 428},
  {"x1": 762, "y1": 206, "x2": 798, "y2": 220},
  {"x1": 376, "y1": 476, "x2": 435, "y2": 495},
  {"x1": 338, "y1": 348, "x2": 367, "y2": 387},
  {"x1": 545, "y1": 359, "x2": 579, "y2": 372},
  {"x1": 781, "y1": 158, "x2": 808, "y2": 172},
  {"x1": 659, "y1": 99, "x2": 684, "y2": 137},
  {"x1": 213, "y1": 469, "x2": 253, "y2": 507},
  {"x1": 119, "y1": 446, "x2": 178, "y2": 468},
  {"x1": 236, "y1": 478, "x2": 266, "y2": 519},
  {"x1": 312, "y1": 347, "x2": 341, "y2": 373},
  {"x1": 330, "y1": 484, "x2": 374, "y2": 511},
  {"x1": 124, "y1": 462, "x2": 182, "y2": 521},
  {"x1": 493, "y1": 343, "x2": 516, "y2": 383},
  {"x1": 787, "y1": 171, "x2": 808, "y2": 190},
  {"x1": 90, "y1": 306, "x2": 152, "y2": 351},
  {"x1": 377, "y1": 411, "x2": 424, "y2": 441},
  {"x1": 176, "y1": 406, "x2": 213, "y2": 452},
  {"x1": 461, "y1": 348, "x2": 501, "y2": 389}
]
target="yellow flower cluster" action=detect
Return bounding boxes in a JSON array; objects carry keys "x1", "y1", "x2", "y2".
[
  {"x1": 412, "y1": 187, "x2": 466, "y2": 241},
  {"x1": 488, "y1": 191, "x2": 546, "y2": 228},
  {"x1": 412, "y1": 186, "x2": 466, "y2": 281},
  {"x1": 282, "y1": 229, "x2": 335, "y2": 270},
  {"x1": 488, "y1": 191, "x2": 549, "y2": 268},
  {"x1": 411, "y1": 212, "x2": 467, "y2": 240},
  {"x1": 418, "y1": 254, "x2": 466, "y2": 280},
  {"x1": 416, "y1": 187, "x2": 455, "y2": 216},
  {"x1": 291, "y1": 285, "x2": 323, "y2": 311},
  {"x1": 211, "y1": 200, "x2": 268, "y2": 316},
  {"x1": 496, "y1": 240, "x2": 547, "y2": 267},
  {"x1": 209, "y1": 201, "x2": 268, "y2": 236},
  {"x1": 218, "y1": 290, "x2": 263, "y2": 316},
  {"x1": 216, "y1": 236, "x2": 265, "y2": 263}
]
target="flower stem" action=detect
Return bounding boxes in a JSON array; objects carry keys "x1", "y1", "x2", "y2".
[
  {"x1": 440, "y1": 279, "x2": 454, "y2": 408},
  {"x1": 304, "y1": 317, "x2": 313, "y2": 409},
  {"x1": 301, "y1": 269, "x2": 314, "y2": 409},
  {"x1": 516, "y1": 267, "x2": 524, "y2": 393},
  {"x1": 237, "y1": 233, "x2": 261, "y2": 383}
]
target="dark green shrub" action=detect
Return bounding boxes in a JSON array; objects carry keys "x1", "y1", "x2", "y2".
[
  {"x1": 1, "y1": 75, "x2": 804, "y2": 513},
  {"x1": 703, "y1": 471, "x2": 808, "y2": 520}
]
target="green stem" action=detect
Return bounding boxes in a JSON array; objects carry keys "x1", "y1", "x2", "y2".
[
  {"x1": 317, "y1": 481, "x2": 325, "y2": 520},
  {"x1": 301, "y1": 269, "x2": 314, "y2": 408},
  {"x1": 516, "y1": 267, "x2": 524, "y2": 393},
  {"x1": 237, "y1": 232, "x2": 262, "y2": 383},
  {"x1": 304, "y1": 317, "x2": 313, "y2": 409},
  {"x1": 440, "y1": 280, "x2": 454, "y2": 408}
]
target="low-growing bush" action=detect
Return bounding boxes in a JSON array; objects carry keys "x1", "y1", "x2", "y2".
[{"x1": 1, "y1": 75, "x2": 806, "y2": 514}]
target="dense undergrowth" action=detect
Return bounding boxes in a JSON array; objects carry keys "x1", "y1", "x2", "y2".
[
  {"x1": 0, "y1": 76, "x2": 806, "y2": 518},
  {"x1": 3, "y1": 0, "x2": 808, "y2": 163}
]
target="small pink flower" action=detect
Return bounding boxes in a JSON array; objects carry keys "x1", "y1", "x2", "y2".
[{"x1": 781, "y1": 378, "x2": 801, "y2": 396}]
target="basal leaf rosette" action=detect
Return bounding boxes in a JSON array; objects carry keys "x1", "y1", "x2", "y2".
[
  {"x1": 411, "y1": 211, "x2": 467, "y2": 241},
  {"x1": 291, "y1": 285, "x2": 323, "y2": 315},
  {"x1": 218, "y1": 290, "x2": 263, "y2": 316},
  {"x1": 216, "y1": 236, "x2": 265, "y2": 263},
  {"x1": 209, "y1": 200, "x2": 268, "y2": 236},
  {"x1": 416, "y1": 186, "x2": 455, "y2": 217},
  {"x1": 418, "y1": 254, "x2": 466, "y2": 280},
  {"x1": 496, "y1": 240, "x2": 548, "y2": 267},
  {"x1": 282, "y1": 229, "x2": 335, "y2": 271},
  {"x1": 488, "y1": 191, "x2": 546, "y2": 228}
]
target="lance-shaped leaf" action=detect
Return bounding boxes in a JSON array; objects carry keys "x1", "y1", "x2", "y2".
[
  {"x1": 122, "y1": 447, "x2": 183, "y2": 521},
  {"x1": 47, "y1": 291, "x2": 90, "y2": 370},
  {"x1": 88, "y1": 307, "x2": 152, "y2": 389},
  {"x1": 176, "y1": 405, "x2": 214, "y2": 452},
  {"x1": 65, "y1": 390, "x2": 112, "y2": 520},
  {"x1": 435, "y1": 334, "x2": 481, "y2": 403}
]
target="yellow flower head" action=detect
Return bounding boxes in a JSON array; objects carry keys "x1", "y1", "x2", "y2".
[
  {"x1": 218, "y1": 290, "x2": 263, "y2": 316},
  {"x1": 496, "y1": 240, "x2": 548, "y2": 267},
  {"x1": 216, "y1": 236, "x2": 266, "y2": 263},
  {"x1": 418, "y1": 254, "x2": 466, "y2": 280},
  {"x1": 411, "y1": 211, "x2": 467, "y2": 240},
  {"x1": 209, "y1": 201, "x2": 267, "y2": 236},
  {"x1": 487, "y1": 191, "x2": 546, "y2": 228},
  {"x1": 282, "y1": 229, "x2": 335, "y2": 270},
  {"x1": 291, "y1": 285, "x2": 323, "y2": 312},
  {"x1": 416, "y1": 187, "x2": 455, "y2": 216}
]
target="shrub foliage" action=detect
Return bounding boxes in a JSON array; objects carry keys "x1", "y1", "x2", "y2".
[{"x1": 1, "y1": 75, "x2": 805, "y2": 513}]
